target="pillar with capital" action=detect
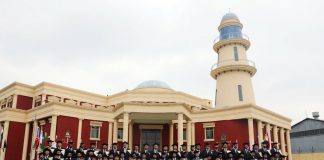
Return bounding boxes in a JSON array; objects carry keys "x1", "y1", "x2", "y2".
[
  {"x1": 0, "y1": 121, "x2": 9, "y2": 160},
  {"x1": 248, "y1": 118, "x2": 255, "y2": 148},
  {"x1": 22, "y1": 122, "x2": 30, "y2": 160},
  {"x1": 50, "y1": 115, "x2": 58, "y2": 140},
  {"x1": 113, "y1": 119, "x2": 118, "y2": 143},
  {"x1": 77, "y1": 118, "x2": 83, "y2": 147},
  {"x1": 186, "y1": 120, "x2": 192, "y2": 150},
  {"x1": 177, "y1": 113, "x2": 184, "y2": 150},
  {"x1": 257, "y1": 120, "x2": 263, "y2": 146},
  {"x1": 280, "y1": 128, "x2": 286, "y2": 155},
  {"x1": 108, "y1": 122, "x2": 113, "y2": 146},
  {"x1": 286, "y1": 130, "x2": 292, "y2": 160},
  {"x1": 169, "y1": 123, "x2": 174, "y2": 148},
  {"x1": 123, "y1": 113, "x2": 129, "y2": 142}
]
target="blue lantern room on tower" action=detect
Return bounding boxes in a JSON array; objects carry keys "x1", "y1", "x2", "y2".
[{"x1": 219, "y1": 12, "x2": 242, "y2": 40}]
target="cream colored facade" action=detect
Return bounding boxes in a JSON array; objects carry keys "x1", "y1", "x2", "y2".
[{"x1": 0, "y1": 12, "x2": 293, "y2": 160}]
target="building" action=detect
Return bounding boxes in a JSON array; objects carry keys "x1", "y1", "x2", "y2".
[
  {"x1": 0, "y1": 13, "x2": 292, "y2": 160},
  {"x1": 291, "y1": 112, "x2": 324, "y2": 160}
]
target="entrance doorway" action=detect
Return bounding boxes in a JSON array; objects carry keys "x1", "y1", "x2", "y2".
[{"x1": 141, "y1": 129, "x2": 161, "y2": 150}]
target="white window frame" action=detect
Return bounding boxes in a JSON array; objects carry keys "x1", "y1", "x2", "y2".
[
  {"x1": 117, "y1": 128, "x2": 123, "y2": 142},
  {"x1": 90, "y1": 121, "x2": 102, "y2": 141},
  {"x1": 203, "y1": 123, "x2": 215, "y2": 141}
]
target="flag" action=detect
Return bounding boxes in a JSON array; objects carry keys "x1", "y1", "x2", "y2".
[
  {"x1": 33, "y1": 127, "x2": 40, "y2": 150},
  {"x1": 40, "y1": 132, "x2": 49, "y2": 150}
]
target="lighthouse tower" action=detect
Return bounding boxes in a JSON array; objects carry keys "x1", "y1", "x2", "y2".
[{"x1": 211, "y1": 12, "x2": 257, "y2": 107}]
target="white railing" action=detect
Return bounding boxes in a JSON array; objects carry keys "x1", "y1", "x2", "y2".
[
  {"x1": 211, "y1": 59, "x2": 255, "y2": 71},
  {"x1": 213, "y1": 33, "x2": 250, "y2": 44}
]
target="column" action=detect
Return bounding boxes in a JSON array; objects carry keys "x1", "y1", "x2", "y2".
[
  {"x1": 12, "y1": 94, "x2": 17, "y2": 109},
  {"x1": 41, "y1": 94, "x2": 47, "y2": 105},
  {"x1": 0, "y1": 121, "x2": 10, "y2": 160},
  {"x1": 286, "y1": 130, "x2": 292, "y2": 160},
  {"x1": 30, "y1": 120, "x2": 38, "y2": 160},
  {"x1": 169, "y1": 123, "x2": 174, "y2": 148},
  {"x1": 32, "y1": 97, "x2": 36, "y2": 108},
  {"x1": 177, "y1": 113, "x2": 183, "y2": 149},
  {"x1": 266, "y1": 123, "x2": 271, "y2": 143},
  {"x1": 248, "y1": 118, "x2": 255, "y2": 148},
  {"x1": 280, "y1": 128, "x2": 286, "y2": 155},
  {"x1": 77, "y1": 119, "x2": 83, "y2": 147},
  {"x1": 186, "y1": 121, "x2": 192, "y2": 150},
  {"x1": 113, "y1": 119, "x2": 118, "y2": 143},
  {"x1": 108, "y1": 122, "x2": 113, "y2": 146},
  {"x1": 50, "y1": 115, "x2": 57, "y2": 140},
  {"x1": 273, "y1": 125, "x2": 278, "y2": 143},
  {"x1": 123, "y1": 113, "x2": 129, "y2": 142},
  {"x1": 0, "y1": 123, "x2": 3, "y2": 157},
  {"x1": 22, "y1": 122, "x2": 30, "y2": 160},
  {"x1": 191, "y1": 122, "x2": 195, "y2": 145},
  {"x1": 257, "y1": 120, "x2": 263, "y2": 146},
  {"x1": 129, "y1": 122, "x2": 133, "y2": 149}
]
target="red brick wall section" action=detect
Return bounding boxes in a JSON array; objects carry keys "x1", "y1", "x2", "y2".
[
  {"x1": 56, "y1": 116, "x2": 79, "y2": 148},
  {"x1": 173, "y1": 125, "x2": 178, "y2": 145},
  {"x1": 81, "y1": 119, "x2": 91, "y2": 148},
  {"x1": 195, "y1": 119, "x2": 249, "y2": 149},
  {"x1": 16, "y1": 95, "x2": 33, "y2": 110},
  {"x1": 162, "y1": 124, "x2": 169, "y2": 146},
  {"x1": 43, "y1": 119, "x2": 51, "y2": 139},
  {"x1": 5, "y1": 121, "x2": 26, "y2": 160},
  {"x1": 133, "y1": 124, "x2": 140, "y2": 146},
  {"x1": 253, "y1": 120, "x2": 258, "y2": 145},
  {"x1": 81, "y1": 119, "x2": 109, "y2": 149}
]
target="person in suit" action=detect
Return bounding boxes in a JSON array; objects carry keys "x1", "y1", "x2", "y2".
[
  {"x1": 180, "y1": 144, "x2": 188, "y2": 159},
  {"x1": 201, "y1": 142, "x2": 212, "y2": 159},
  {"x1": 194, "y1": 143, "x2": 201, "y2": 159},
  {"x1": 220, "y1": 142, "x2": 229, "y2": 159},
  {"x1": 241, "y1": 143, "x2": 251, "y2": 160},
  {"x1": 150, "y1": 143, "x2": 161, "y2": 159},
  {"x1": 65, "y1": 141, "x2": 75, "y2": 158},
  {"x1": 230, "y1": 142, "x2": 240, "y2": 159},
  {"x1": 252, "y1": 144, "x2": 262, "y2": 159},
  {"x1": 101, "y1": 143, "x2": 109, "y2": 157},
  {"x1": 43, "y1": 148, "x2": 53, "y2": 160},
  {"x1": 188, "y1": 145, "x2": 196, "y2": 160},
  {"x1": 270, "y1": 142, "x2": 281, "y2": 157},
  {"x1": 211, "y1": 143, "x2": 219, "y2": 160},
  {"x1": 121, "y1": 141, "x2": 131, "y2": 158},
  {"x1": 260, "y1": 141, "x2": 270, "y2": 160},
  {"x1": 53, "y1": 140, "x2": 64, "y2": 156},
  {"x1": 131, "y1": 144, "x2": 141, "y2": 159},
  {"x1": 141, "y1": 143, "x2": 150, "y2": 158},
  {"x1": 110, "y1": 143, "x2": 120, "y2": 156}
]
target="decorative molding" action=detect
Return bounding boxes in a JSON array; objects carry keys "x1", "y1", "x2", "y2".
[
  {"x1": 203, "y1": 123, "x2": 215, "y2": 128},
  {"x1": 90, "y1": 121, "x2": 102, "y2": 127},
  {"x1": 39, "y1": 120, "x2": 46, "y2": 126},
  {"x1": 139, "y1": 125, "x2": 163, "y2": 130}
]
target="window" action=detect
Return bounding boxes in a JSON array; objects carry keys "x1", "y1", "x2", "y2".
[
  {"x1": 234, "y1": 47, "x2": 239, "y2": 61},
  {"x1": 90, "y1": 126, "x2": 100, "y2": 140},
  {"x1": 205, "y1": 127, "x2": 214, "y2": 140},
  {"x1": 238, "y1": 85, "x2": 243, "y2": 101},
  {"x1": 90, "y1": 121, "x2": 102, "y2": 140},
  {"x1": 118, "y1": 128, "x2": 123, "y2": 140},
  {"x1": 183, "y1": 128, "x2": 187, "y2": 141}
]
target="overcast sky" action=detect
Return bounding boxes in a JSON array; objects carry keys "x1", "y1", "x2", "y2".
[{"x1": 1, "y1": 0, "x2": 323, "y2": 124}]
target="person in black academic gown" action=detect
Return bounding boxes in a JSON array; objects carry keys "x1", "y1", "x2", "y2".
[
  {"x1": 211, "y1": 143, "x2": 219, "y2": 160},
  {"x1": 252, "y1": 144, "x2": 262, "y2": 159},
  {"x1": 141, "y1": 143, "x2": 150, "y2": 158},
  {"x1": 180, "y1": 144, "x2": 188, "y2": 159},
  {"x1": 188, "y1": 145, "x2": 196, "y2": 160},
  {"x1": 230, "y1": 142, "x2": 240, "y2": 159},
  {"x1": 110, "y1": 143, "x2": 120, "y2": 156},
  {"x1": 150, "y1": 143, "x2": 161, "y2": 159},
  {"x1": 194, "y1": 143, "x2": 202, "y2": 159},
  {"x1": 220, "y1": 142, "x2": 229, "y2": 159},
  {"x1": 201, "y1": 142, "x2": 212, "y2": 159},
  {"x1": 241, "y1": 143, "x2": 251, "y2": 160},
  {"x1": 120, "y1": 141, "x2": 131, "y2": 159},
  {"x1": 65, "y1": 141, "x2": 75, "y2": 158}
]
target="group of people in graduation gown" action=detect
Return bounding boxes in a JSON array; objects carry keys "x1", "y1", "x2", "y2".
[{"x1": 38, "y1": 140, "x2": 287, "y2": 160}]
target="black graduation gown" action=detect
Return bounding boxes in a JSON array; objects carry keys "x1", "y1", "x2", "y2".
[
  {"x1": 221, "y1": 148, "x2": 229, "y2": 159},
  {"x1": 230, "y1": 148, "x2": 240, "y2": 159},
  {"x1": 242, "y1": 149, "x2": 251, "y2": 160},
  {"x1": 201, "y1": 149, "x2": 212, "y2": 158}
]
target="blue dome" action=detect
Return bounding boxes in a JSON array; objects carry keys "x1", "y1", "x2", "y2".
[
  {"x1": 221, "y1": 12, "x2": 239, "y2": 21},
  {"x1": 135, "y1": 80, "x2": 172, "y2": 90}
]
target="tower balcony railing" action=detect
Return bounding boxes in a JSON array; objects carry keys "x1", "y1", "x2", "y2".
[
  {"x1": 211, "y1": 59, "x2": 255, "y2": 71},
  {"x1": 213, "y1": 33, "x2": 250, "y2": 44}
]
